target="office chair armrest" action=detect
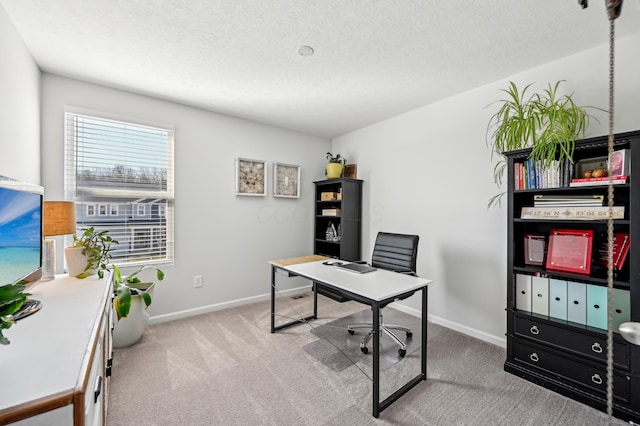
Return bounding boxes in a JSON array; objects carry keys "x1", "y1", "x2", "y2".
[{"x1": 398, "y1": 270, "x2": 418, "y2": 277}]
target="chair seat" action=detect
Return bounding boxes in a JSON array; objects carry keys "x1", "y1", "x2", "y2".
[{"x1": 346, "y1": 231, "x2": 420, "y2": 358}]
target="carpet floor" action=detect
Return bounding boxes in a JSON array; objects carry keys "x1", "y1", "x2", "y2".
[{"x1": 107, "y1": 293, "x2": 626, "y2": 425}]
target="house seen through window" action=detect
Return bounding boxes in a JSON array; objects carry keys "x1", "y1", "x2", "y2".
[{"x1": 64, "y1": 111, "x2": 175, "y2": 266}]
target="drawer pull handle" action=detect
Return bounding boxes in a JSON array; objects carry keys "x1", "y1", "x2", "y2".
[
  {"x1": 529, "y1": 353, "x2": 539, "y2": 362},
  {"x1": 591, "y1": 343, "x2": 603, "y2": 353},
  {"x1": 591, "y1": 374, "x2": 603, "y2": 385},
  {"x1": 94, "y1": 375, "x2": 103, "y2": 403},
  {"x1": 530, "y1": 326, "x2": 540, "y2": 335}
]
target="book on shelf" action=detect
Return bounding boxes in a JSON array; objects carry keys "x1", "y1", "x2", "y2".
[
  {"x1": 533, "y1": 194, "x2": 604, "y2": 207},
  {"x1": 597, "y1": 232, "x2": 630, "y2": 270},
  {"x1": 516, "y1": 159, "x2": 565, "y2": 189},
  {"x1": 569, "y1": 175, "x2": 627, "y2": 187},
  {"x1": 521, "y1": 206, "x2": 624, "y2": 220}
]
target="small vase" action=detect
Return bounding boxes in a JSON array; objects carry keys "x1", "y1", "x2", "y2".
[{"x1": 326, "y1": 163, "x2": 344, "y2": 179}]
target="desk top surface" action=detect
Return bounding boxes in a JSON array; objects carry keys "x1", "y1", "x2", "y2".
[
  {"x1": 0, "y1": 274, "x2": 111, "y2": 412},
  {"x1": 269, "y1": 255, "x2": 329, "y2": 268},
  {"x1": 278, "y1": 259, "x2": 431, "y2": 302}
]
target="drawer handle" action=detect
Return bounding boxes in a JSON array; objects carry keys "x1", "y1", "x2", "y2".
[
  {"x1": 591, "y1": 342, "x2": 603, "y2": 354},
  {"x1": 94, "y1": 375, "x2": 103, "y2": 404},
  {"x1": 530, "y1": 325, "x2": 540, "y2": 335},
  {"x1": 529, "y1": 353, "x2": 539, "y2": 362},
  {"x1": 591, "y1": 374, "x2": 603, "y2": 385}
]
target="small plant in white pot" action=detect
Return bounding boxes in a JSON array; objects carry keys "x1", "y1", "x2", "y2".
[
  {"x1": 65, "y1": 227, "x2": 118, "y2": 278},
  {"x1": 112, "y1": 264, "x2": 165, "y2": 348}
]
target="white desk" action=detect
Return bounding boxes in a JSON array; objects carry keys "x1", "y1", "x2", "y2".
[{"x1": 269, "y1": 257, "x2": 432, "y2": 418}]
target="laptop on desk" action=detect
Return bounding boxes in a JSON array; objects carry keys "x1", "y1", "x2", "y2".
[{"x1": 337, "y1": 263, "x2": 377, "y2": 274}]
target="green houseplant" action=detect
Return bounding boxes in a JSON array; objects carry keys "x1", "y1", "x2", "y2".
[
  {"x1": 112, "y1": 264, "x2": 165, "y2": 348},
  {"x1": 326, "y1": 152, "x2": 346, "y2": 179},
  {"x1": 66, "y1": 227, "x2": 118, "y2": 278},
  {"x1": 486, "y1": 80, "x2": 599, "y2": 206},
  {"x1": 112, "y1": 264, "x2": 164, "y2": 320},
  {"x1": 0, "y1": 283, "x2": 29, "y2": 345}
]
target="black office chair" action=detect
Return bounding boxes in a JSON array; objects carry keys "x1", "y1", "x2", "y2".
[{"x1": 347, "y1": 232, "x2": 419, "y2": 357}]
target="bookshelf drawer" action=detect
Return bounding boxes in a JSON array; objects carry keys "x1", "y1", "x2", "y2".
[
  {"x1": 515, "y1": 315, "x2": 630, "y2": 370},
  {"x1": 513, "y1": 338, "x2": 630, "y2": 404}
]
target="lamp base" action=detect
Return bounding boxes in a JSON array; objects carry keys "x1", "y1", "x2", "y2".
[{"x1": 41, "y1": 239, "x2": 55, "y2": 281}]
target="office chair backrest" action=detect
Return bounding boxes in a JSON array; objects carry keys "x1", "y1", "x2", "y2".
[{"x1": 371, "y1": 232, "x2": 419, "y2": 274}]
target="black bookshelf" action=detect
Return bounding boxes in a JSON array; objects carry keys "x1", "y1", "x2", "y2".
[{"x1": 503, "y1": 130, "x2": 640, "y2": 423}]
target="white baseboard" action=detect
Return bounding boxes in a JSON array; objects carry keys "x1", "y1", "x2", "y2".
[
  {"x1": 150, "y1": 286, "x2": 507, "y2": 349},
  {"x1": 149, "y1": 284, "x2": 312, "y2": 325},
  {"x1": 389, "y1": 303, "x2": 506, "y2": 349}
]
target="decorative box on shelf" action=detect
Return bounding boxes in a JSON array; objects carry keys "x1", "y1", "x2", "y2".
[
  {"x1": 322, "y1": 208, "x2": 341, "y2": 216},
  {"x1": 321, "y1": 191, "x2": 341, "y2": 201}
]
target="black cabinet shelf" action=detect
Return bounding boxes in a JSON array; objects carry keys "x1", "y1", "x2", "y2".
[
  {"x1": 313, "y1": 178, "x2": 362, "y2": 262},
  {"x1": 504, "y1": 130, "x2": 640, "y2": 423},
  {"x1": 313, "y1": 179, "x2": 362, "y2": 302}
]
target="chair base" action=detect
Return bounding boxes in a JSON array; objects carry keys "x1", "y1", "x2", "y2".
[{"x1": 347, "y1": 316, "x2": 412, "y2": 357}]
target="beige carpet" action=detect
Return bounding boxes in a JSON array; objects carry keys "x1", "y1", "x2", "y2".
[{"x1": 107, "y1": 293, "x2": 626, "y2": 425}]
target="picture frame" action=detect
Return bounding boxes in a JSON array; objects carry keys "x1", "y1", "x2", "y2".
[
  {"x1": 524, "y1": 234, "x2": 546, "y2": 266},
  {"x1": 344, "y1": 164, "x2": 357, "y2": 179},
  {"x1": 273, "y1": 162, "x2": 300, "y2": 198},
  {"x1": 235, "y1": 157, "x2": 267, "y2": 196},
  {"x1": 545, "y1": 229, "x2": 594, "y2": 275}
]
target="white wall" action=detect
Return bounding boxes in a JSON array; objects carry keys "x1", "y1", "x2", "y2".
[
  {"x1": 0, "y1": 5, "x2": 40, "y2": 184},
  {"x1": 41, "y1": 74, "x2": 331, "y2": 321},
  {"x1": 332, "y1": 34, "x2": 640, "y2": 347}
]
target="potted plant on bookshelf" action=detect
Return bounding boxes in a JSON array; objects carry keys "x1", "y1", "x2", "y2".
[
  {"x1": 0, "y1": 283, "x2": 29, "y2": 345},
  {"x1": 65, "y1": 227, "x2": 118, "y2": 278},
  {"x1": 112, "y1": 264, "x2": 165, "y2": 348},
  {"x1": 326, "y1": 152, "x2": 346, "y2": 179},
  {"x1": 486, "y1": 80, "x2": 599, "y2": 207}
]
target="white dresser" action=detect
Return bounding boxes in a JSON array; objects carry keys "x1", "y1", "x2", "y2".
[{"x1": 0, "y1": 273, "x2": 113, "y2": 425}]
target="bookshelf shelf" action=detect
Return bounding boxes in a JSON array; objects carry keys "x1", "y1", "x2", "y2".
[{"x1": 504, "y1": 130, "x2": 640, "y2": 423}]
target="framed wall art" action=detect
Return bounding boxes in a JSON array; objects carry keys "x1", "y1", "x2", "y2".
[
  {"x1": 235, "y1": 157, "x2": 267, "y2": 196},
  {"x1": 273, "y1": 162, "x2": 300, "y2": 198}
]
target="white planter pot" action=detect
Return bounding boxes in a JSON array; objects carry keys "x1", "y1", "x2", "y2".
[
  {"x1": 113, "y1": 283, "x2": 155, "y2": 348},
  {"x1": 64, "y1": 247, "x2": 96, "y2": 277}
]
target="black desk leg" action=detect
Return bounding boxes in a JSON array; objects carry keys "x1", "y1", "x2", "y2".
[
  {"x1": 372, "y1": 302, "x2": 380, "y2": 418},
  {"x1": 270, "y1": 266, "x2": 276, "y2": 333},
  {"x1": 270, "y1": 266, "x2": 318, "y2": 333},
  {"x1": 422, "y1": 286, "x2": 428, "y2": 378}
]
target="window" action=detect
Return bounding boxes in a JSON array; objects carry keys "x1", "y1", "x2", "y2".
[{"x1": 65, "y1": 111, "x2": 174, "y2": 265}]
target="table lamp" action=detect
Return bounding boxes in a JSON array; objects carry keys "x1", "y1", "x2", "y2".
[{"x1": 42, "y1": 201, "x2": 76, "y2": 280}]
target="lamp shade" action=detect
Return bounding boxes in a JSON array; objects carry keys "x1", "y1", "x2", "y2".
[{"x1": 43, "y1": 201, "x2": 77, "y2": 236}]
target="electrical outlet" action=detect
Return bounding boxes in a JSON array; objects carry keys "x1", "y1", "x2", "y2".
[{"x1": 194, "y1": 275, "x2": 203, "y2": 288}]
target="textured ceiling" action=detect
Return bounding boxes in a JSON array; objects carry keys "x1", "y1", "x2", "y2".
[{"x1": 2, "y1": 0, "x2": 639, "y2": 138}]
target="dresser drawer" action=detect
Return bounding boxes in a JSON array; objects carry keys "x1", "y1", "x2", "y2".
[
  {"x1": 513, "y1": 338, "x2": 630, "y2": 404},
  {"x1": 515, "y1": 315, "x2": 630, "y2": 370}
]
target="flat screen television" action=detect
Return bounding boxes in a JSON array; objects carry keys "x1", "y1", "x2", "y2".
[{"x1": 0, "y1": 175, "x2": 44, "y2": 286}]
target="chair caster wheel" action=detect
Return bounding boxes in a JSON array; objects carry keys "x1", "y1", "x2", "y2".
[
  {"x1": 398, "y1": 348, "x2": 406, "y2": 357},
  {"x1": 361, "y1": 346, "x2": 369, "y2": 354},
  {"x1": 348, "y1": 329, "x2": 355, "y2": 335},
  {"x1": 406, "y1": 331, "x2": 413, "y2": 338}
]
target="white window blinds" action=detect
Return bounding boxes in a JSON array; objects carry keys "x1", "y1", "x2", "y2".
[{"x1": 64, "y1": 111, "x2": 174, "y2": 266}]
